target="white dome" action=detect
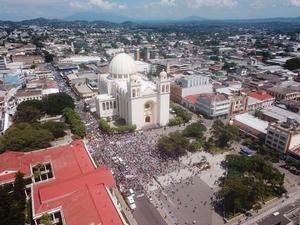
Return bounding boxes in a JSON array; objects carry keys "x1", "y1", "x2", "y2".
[{"x1": 109, "y1": 53, "x2": 136, "y2": 79}]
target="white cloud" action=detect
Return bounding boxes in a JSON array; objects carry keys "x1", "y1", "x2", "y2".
[
  {"x1": 290, "y1": 0, "x2": 300, "y2": 6},
  {"x1": 143, "y1": 0, "x2": 176, "y2": 9},
  {"x1": 70, "y1": 0, "x2": 126, "y2": 10},
  {"x1": 187, "y1": 0, "x2": 238, "y2": 8}
]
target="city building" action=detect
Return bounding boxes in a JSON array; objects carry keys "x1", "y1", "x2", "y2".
[
  {"x1": 267, "y1": 86, "x2": 300, "y2": 101},
  {"x1": 233, "y1": 113, "x2": 269, "y2": 139},
  {"x1": 60, "y1": 56, "x2": 102, "y2": 65},
  {"x1": 0, "y1": 56, "x2": 7, "y2": 70},
  {"x1": 196, "y1": 93, "x2": 230, "y2": 118},
  {"x1": 262, "y1": 106, "x2": 300, "y2": 123},
  {"x1": 0, "y1": 140, "x2": 134, "y2": 225},
  {"x1": 247, "y1": 91, "x2": 275, "y2": 111},
  {"x1": 15, "y1": 89, "x2": 43, "y2": 104},
  {"x1": 171, "y1": 75, "x2": 213, "y2": 103},
  {"x1": 95, "y1": 53, "x2": 170, "y2": 129},
  {"x1": 265, "y1": 118, "x2": 300, "y2": 153},
  {"x1": 216, "y1": 87, "x2": 248, "y2": 116}
]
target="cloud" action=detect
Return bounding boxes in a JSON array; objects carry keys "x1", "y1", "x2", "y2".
[
  {"x1": 143, "y1": 0, "x2": 176, "y2": 9},
  {"x1": 187, "y1": 0, "x2": 238, "y2": 8},
  {"x1": 290, "y1": 0, "x2": 300, "y2": 6},
  {"x1": 70, "y1": 0, "x2": 126, "y2": 10}
]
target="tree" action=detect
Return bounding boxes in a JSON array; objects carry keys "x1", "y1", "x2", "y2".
[
  {"x1": 285, "y1": 57, "x2": 300, "y2": 70},
  {"x1": 210, "y1": 120, "x2": 239, "y2": 148},
  {"x1": 189, "y1": 140, "x2": 202, "y2": 152},
  {"x1": 14, "y1": 106, "x2": 41, "y2": 123},
  {"x1": 13, "y1": 172, "x2": 26, "y2": 206},
  {"x1": 63, "y1": 108, "x2": 85, "y2": 138},
  {"x1": 158, "y1": 132, "x2": 189, "y2": 157},
  {"x1": 220, "y1": 155, "x2": 286, "y2": 218},
  {"x1": 43, "y1": 93, "x2": 75, "y2": 115},
  {"x1": 222, "y1": 61, "x2": 237, "y2": 71},
  {"x1": 41, "y1": 121, "x2": 67, "y2": 138},
  {"x1": 254, "y1": 110, "x2": 263, "y2": 119},
  {"x1": 0, "y1": 123, "x2": 53, "y2": 152},
  {"x1": 183, "y1": 122, "x2": 206, "y2": 138},
  {"x1": 17, "y1": 100, "x2": 45, "y2": 113},
  {"x1": 0, "y1": 172, "x2": 26, "y2": 225},
  {"x1": 40, "y1": 214, "x2": 52, "y2": 225}
]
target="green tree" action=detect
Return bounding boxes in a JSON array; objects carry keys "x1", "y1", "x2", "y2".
[
  {"x1": 63, "y1": 108, "x2": 85, "y2": 138},
  {"x1": 14, "y1": 106, "x2": 41, "y2": 123},
  {"x1": 41, "y1": 121, "x2": 67, "y2": 138},
  {"x1": 40, "y1": 214, "x2": 53, "y2": 225},
  {"x1": 285, "y1": 57, "x2": 300, "y2": 70},
  {"x1": 43, "y1": 93, "x2": 75, "y2": 115},
  {"x1": 0, "y1": 123, "x2": 53, "y2": 152},
  {"x1": 158, "y1": 132, "x2": 189, "y2": 157},
  {"x1": 183, "y1": 122, "x2": 207, "y2": 138}
]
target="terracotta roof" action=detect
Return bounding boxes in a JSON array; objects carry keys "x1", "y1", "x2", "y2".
[
  {"x1": 16, "y1": 90, "x2": 42, "y2": 97},
  {"x1": 248, "y1": 91, "x2": 274, "y2": 101},
  {"x1": 183, "y1": 94, "x2": 201, "y2": 105},
  {"x1": 0, "y1": 140, "x2": 124, "y2": 225},
  {"x1": 198, "y1": 93, "x2": 228, "y2": 102}
]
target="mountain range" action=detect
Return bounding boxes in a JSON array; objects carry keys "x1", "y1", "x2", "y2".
[{"x1": 0, "y1": 12, "x2": 300, "y2": 25}]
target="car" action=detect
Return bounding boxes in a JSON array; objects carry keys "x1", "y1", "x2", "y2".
[
  {"x1": 126, "y1": 195, "x2": 135, "y2": 204},
  {"x1": 129, "y1": 203, "x2": 136, "y2": 210},
  {"x1": 273, "y1": 212, "x2": 280, "y2": 216}
]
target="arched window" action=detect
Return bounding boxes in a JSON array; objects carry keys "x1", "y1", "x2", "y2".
[
  {"x1": 110, "y1": 101, "x2": 113, "y2": 109},
  {"x1": 102, "y1": 102, "x2": 106, "y2": 110},
  {"x1": 132, "y1": 89, "x2": 136, "y2": 97},
  {"x1": 106, "y1": 102, "x2": 109, "y2": 109},
  {"x1": 145, "y1": 116, "x2": 151, "y2": 123},
  {"x1": 145, "y1": 103, "x2": 150, "y2": 109},
  {"x1": 162, "y1": 85, "x2": 165, "y2": 93}
]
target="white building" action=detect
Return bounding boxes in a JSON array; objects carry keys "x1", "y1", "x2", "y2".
[
  {"x1": 60, "y1": 56, "x2": 101, "y2": 65},
  {"x1": 196, "y1": 93, "x2": 230, "y2": 118},
  {"x1": 95, "y1": 53, "x2": 170, "y2": 129}
]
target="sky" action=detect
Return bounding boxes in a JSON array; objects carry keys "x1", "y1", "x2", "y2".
[{"x1": 0, "y1": 0, "x2": 300, "y2": 21}]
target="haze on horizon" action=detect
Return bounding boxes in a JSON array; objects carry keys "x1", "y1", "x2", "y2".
[{"x1": 1, "y1": 0, "x2": 300, "y2": 21}]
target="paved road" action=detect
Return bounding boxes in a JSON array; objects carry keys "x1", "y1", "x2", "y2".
[
  {"x1": 230, "y1": 189, "x2": 300, "y2": 225},
  {"x1": 258, "y1": 200, "x2": 300, "y2": 225},
  {"x1": 133, "y1": 197, "x2": 168, "y2": 225}
]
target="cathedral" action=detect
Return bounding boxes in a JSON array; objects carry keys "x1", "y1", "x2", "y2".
[{"x1": 95, "y1": 53, "x2": 170, "y2": 129}]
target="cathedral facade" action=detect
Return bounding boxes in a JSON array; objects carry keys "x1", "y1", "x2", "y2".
[{"x1": 95, "y1": 53, "x2": 170, "y2": 129}]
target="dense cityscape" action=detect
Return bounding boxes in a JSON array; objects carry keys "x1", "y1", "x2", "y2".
[{"x1": 1, "y1": 3, "x2": 300, "y2": 225}]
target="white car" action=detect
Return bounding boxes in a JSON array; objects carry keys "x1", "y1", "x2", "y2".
[{"x1": 129, "y1": 203, "x2": 136, "y2": 210}]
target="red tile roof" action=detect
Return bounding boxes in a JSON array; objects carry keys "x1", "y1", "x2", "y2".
[
  {"x1": 0, "y1": 140, "x2": 124, "y2": 225},
  {"x1": 183, "y1": 94, "x2": 201, "y2": 105},
  {"x1": 248, "y1": 91, "x2": 274, "y2": 101}
]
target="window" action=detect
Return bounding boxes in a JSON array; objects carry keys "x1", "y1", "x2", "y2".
[
  {"x1": 36, "y1": 211, "x2": 64, "y2": 225},
  {"x1": 132, "y1": 89, "x2": 136, "y2": 97},
  {"x1": 162, "y1": 85, "x2": 165, "y2": 93},
  {"x1": 110, "y1": 101, "x2": 113, "y2": 109},
  {"x1": 32, "y1": 162, "x2": 53, "y2": 183},
  {"x1": 114, "y1": 101, "x2": 117, "y2": 109},
  {"x1": 166, "y1": 85, "x2": 169, "y2": 92},
  {"x1": 102, "y1": 102, "x2": 106, "y2": 110},
  {"x1": 145, "y1": 103, "x2": 150, "y2": 109},
  {"x1": 106, "y1": 102, "x2": 109, "y2": 109}
]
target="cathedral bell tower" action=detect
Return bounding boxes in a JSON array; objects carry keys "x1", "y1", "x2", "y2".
[
  {"x1": 127, "y1": 74, "x2": 142, "y2": 126},
  {"x1": 157, "y1": 70, "x2": 170, "y2": 126}
]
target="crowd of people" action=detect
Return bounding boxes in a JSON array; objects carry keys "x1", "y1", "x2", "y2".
[{"x1": 54, "y1": 69, "x2": 182, "y2": 196}]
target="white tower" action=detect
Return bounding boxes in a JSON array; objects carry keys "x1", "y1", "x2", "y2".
[
  {"x1": 127, "y1": 74, "x2": 142, "y2": 127},
  {"x1": 157, "y1": 70, "x2": 170, "y2": 126}
]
